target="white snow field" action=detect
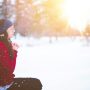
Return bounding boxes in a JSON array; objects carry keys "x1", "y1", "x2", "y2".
[{"x1": 12, "y1": 35, "x2": 90, "y2": 90}]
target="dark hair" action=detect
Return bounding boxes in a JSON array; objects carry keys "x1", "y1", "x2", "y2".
[{"x1": 0, "y1": 31, "x2": 14, "y2": 59}]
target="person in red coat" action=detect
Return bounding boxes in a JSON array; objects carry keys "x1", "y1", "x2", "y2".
[{"x1": 0, "y1": 19, "x2": 19, "y2": 90}]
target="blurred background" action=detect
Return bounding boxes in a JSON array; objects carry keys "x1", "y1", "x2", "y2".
[
  {"x1": 1, "y1": 0, "x2": 90, "y2": 38},
  {"x1": 1, "y1": 0, "x2": 90, "y2": 90}
]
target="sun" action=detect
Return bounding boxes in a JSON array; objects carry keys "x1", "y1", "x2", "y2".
[{"x1": 61, "y1": 0, "x2": 90, "y2": 32}]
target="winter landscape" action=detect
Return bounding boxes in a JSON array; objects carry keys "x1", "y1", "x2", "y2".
[
  {"x1": 0, "y1": 0, "x2": 90, "y2": 90},
  {"x1": 12, "y1": 35, "x2": 90, "y2": 90}
]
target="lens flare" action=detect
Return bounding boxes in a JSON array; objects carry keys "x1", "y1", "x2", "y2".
[{"x1": 61, "y1": 0, "x2": 90, "y2": 31}]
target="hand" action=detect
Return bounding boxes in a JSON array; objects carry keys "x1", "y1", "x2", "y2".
[{"x1": 12, "y1": 42, "x2": 19, "y2": 51}]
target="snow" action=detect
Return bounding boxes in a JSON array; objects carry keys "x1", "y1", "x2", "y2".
[{"x1": 12, "y1": 35, "x2": 90, "y2": 90}]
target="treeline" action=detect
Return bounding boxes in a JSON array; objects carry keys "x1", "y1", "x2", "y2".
[{"x1": 0, "y1": 0, "x2": 90, "y2": 37}]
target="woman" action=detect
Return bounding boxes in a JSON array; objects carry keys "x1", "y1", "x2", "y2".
[{"x1": 0, "y1": 19, "x2": 19, "y2": 90}]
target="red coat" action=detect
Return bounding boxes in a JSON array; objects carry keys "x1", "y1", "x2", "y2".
[{"x1": 0, "y1": 41, "x2": 17, "y2": 86}]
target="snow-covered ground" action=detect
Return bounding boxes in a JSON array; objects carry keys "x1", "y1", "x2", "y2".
[{"x1": 12, "y1": 35, "x2": 90, "y2": 90}]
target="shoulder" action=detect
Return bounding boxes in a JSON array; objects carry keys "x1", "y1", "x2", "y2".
[
  {"x1": 0, "y1": 41, "x2": 7, "y2": 50},
  {"x1": 0, "y1": 41, "x2": 5, "y2": 45}
]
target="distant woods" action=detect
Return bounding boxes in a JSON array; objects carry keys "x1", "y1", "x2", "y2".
[{"x1": 0, "y1": 0, "x2": 90, "y2": 37}]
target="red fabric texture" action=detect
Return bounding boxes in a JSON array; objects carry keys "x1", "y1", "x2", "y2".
[{"x1": 0, "y1": 41, "x2": 17, "y2": 86}]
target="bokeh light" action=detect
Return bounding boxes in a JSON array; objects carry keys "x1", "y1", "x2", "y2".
[{"x1": 61, "y1": 0, "x2": 90, "y2": 32}]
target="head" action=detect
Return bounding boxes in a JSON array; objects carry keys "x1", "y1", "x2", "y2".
[
  {"x1": 0, "y1": 19, "x2": 15, "y2": 39},
  {"x1": 0, "y1": 19, "x2": 15, "y2": 59}
]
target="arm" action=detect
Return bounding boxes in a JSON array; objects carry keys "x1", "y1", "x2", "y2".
[
  {"x1": 0, "y1": 42, "x2": 18, "y2": 74},
  {"x1": 0, "y1": 48, "x2": 15, "y2": 85},
  {"x1": 0, "y1": 47, "x2": 10, "y2": 74}
]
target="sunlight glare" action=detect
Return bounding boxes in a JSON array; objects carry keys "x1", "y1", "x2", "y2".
[{"x1": 61, "y1": 0, "x2": 90, "y2": 31}]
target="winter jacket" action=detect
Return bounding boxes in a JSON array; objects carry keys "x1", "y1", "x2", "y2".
[{"x1": 0, "y1": 41, "x2": 17, "y2": 86}]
